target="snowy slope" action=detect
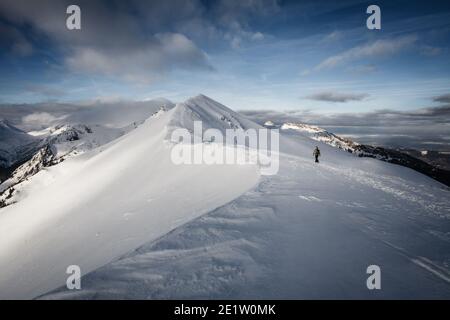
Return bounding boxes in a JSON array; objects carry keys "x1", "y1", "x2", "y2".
[
  {"x1": 44, "y1": 144, "x2": 450, "y2": 299},
  {"x1": 2, "y1": 95, "x2": 450, "y2": 299},
  {"x1": 280, "y1": 122, "x2": 450, "y2": 187},
  {"x1": 0, "y1": 120, "x2": 40, "y2": 169},
  {"x1": 0, "y1": 123, "x2": 129, "y2": 207},
  {"x1": 41, "y1": 98, "x2": 450, "y2": 300},
  {"x1": 0, "y1": 97, "x2": 260, "y2": 299},
  {"x1": 280, "y1": 122, "x2": 359, "y2": 151},
  {"x1": 168, "y1": 94, "x2": 259, "y2": 135}
]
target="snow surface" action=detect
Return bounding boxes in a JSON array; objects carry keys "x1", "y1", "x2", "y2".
[
  {"x1": 167, "y1": 94, "x2": 259, "y2": 136},
  {"x1": 0, "y1": 99, "x2": 259, "y2": 299},
  {"x1": 281, "y1": 122, "x2": 360, "y2": 150},
  {"x1": 1, "y1": 95, "x2": 450, "y2": 299},
  {"x1": 42, "y1": 127, "x2": 450, "y2": 299},
  {"x1": 0, "y1": 123, "x2": 133, "y2": 207}
]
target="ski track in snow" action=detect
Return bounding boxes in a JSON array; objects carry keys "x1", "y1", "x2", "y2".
[{"x1": 42, "y1": 138, "x2": 450, "y2": 299}]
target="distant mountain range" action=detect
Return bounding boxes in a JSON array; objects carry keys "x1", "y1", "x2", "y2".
[
  {"x1": 267, "y1": 122, "x2": 450, "y2": 187},
  {"x1": 1, "y1": 95, "x2": 450, "y2": 299}
]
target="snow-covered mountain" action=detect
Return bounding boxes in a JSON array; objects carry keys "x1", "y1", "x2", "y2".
[
  {"x1": 0, "y1": 103, "x2": 172, "y2": 207},
  {"x1": 0, "y1": 120, "x2": 40, "y2": 170},
  {"x1": 281, "y1": 122, "x2": 359, "y2": 150},
  {"x1": 168, "y1": 94, "x2": 259, "y2": 135},
  {"x1": 1, "y1": 95, "x2": 450, "y2": 299},
  {"x1": 0, "y1": 95, "x2": 260, "y2": 299},
  {"x1": 0, "y1": 98, "x2": 175, "y2": 132},
  {"x1": 0, "y1": 123, "x2": 131, "y2": 207}
]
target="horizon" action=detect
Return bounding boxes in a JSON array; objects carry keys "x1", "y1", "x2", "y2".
[{"x1": 1, "y1": 92, "x2": 449, "y2": 152}]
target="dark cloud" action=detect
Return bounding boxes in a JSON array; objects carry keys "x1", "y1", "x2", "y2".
[
  {"x1": 433, "y1": 93, "x2": 450, "y2": 103},
  {"x1": 0, "y1": 0, "x2": 276, "y2": 83},
  {"x1": 0, "y1": 21, "x2": 33, "y2": 56},
  {"x1": 241, "y1": 105, "x2": 450, "y2": 127},
  {"x1": 304, "y1": 91, "x2": 369, "y2": 103},
  {"x1": 240, "y1": 105, "x2": 450, "y2": 151}
]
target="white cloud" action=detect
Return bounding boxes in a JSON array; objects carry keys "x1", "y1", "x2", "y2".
[
  {"x1": 314, "y1": 36, "x2": 417, "y2": 71},
  {"x1": 22, "y1": 112, "x2": 67, "y2": 127},
  {"x1": 321, "y1": 31, "x2": 343, "y2": 43},
  {"x1": 0, "y1": 0, "x2": 273, "y2": 79},
  {"x1": 66, "y1": 33, "x2": 213, "y2": 84}
]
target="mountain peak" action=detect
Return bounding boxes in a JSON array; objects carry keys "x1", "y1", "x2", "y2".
[
  {"x1": 168, "y1": 95, "x2": 259, "y2": 135},
  {"x1": 186, "y1": 94, "x2": 216, "y2": 104}
]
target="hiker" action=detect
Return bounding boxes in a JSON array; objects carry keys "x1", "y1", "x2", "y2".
[{"x1": 313, "y1": 146, "x2": 321, "y2": 163}]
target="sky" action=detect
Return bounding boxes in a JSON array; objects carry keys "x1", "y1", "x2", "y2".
[
  {"x1": 0, "y1": 0, "x2": 449, "y2": 110},
  {"x1": 0, "y1": 0, "x2": 450, "y2": 153}
]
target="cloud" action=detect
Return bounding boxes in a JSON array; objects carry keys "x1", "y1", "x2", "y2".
[
  {"x1": 0, "y1": 0, "x2": 274, "y2": 82},
  {"x1": 347, "y1": 64, "x2": 377, "y2": 75},
  {"x1": 25, "y1": 85, "x2": 66, "y2": 98},
  {"x1": 0, "y1": 0, "x2": 275, "y2": 83},
  {"x1": 304, "y1": 91, "x2": 369, "y2": 103},
  {"x1": 321, "y1": 31, "x2": 343, "y2": 43},
  {"x1": 420, "y1": 45, "x2": 442, "y2": 57},
  {"x1": 314, "y1": 36, "x2": 417, "y2": 71},
  {"x1": 0, "y1": 21, "x2": 33, "y2": 56},
  {"x1": 21, "y1": 112, "x2": 67, "y2": 128},
  {"x1": 241, "y1": 105, "x2": 450, "y2": 150},
  {"x1": 241, "y1": 105, "x2": 450, "y2": 127},
  {"x1": 0, "y1": 98, "x2": 175, "y2": 130},
  {"x1": 433, "y1": 93, "x2": 450, "y2": 103},
  {"x1": 65, "y1": 33, "x2": 214, "y2": 83}
]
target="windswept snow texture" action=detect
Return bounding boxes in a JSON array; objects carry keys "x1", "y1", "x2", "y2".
[
  {"x1": 2, "y1": 95, "x2": 450, "y2": 299},
  {"x1": 0, "y1": 124, "x2": 130, "y2": 207},
  {"x1": 43, "y1": 98, "x2": 450, "y2": 300},
  {"x1": 0, "y1": 99, "x2": 260, "y2": 299}
]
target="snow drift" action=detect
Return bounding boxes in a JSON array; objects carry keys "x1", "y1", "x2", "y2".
[
  {"x1": 0, "y1": 96, "x2": 260, "y2": 299},
  {"x1": 1, "y1": 95, "x2": 450, "y2": 299}
]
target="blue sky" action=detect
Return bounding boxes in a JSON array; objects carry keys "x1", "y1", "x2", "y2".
[{"x1": 0, "y1": 0, "x2": 450, "y2": 113}]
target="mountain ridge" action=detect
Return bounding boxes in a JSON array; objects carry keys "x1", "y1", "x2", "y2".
[{"x1": 277, "y1": 122, "x2": 450, "y2": 187}]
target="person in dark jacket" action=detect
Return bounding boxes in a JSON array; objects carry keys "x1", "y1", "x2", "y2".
[{"x1": 313, "y1": 146, "x2": 321, "y2": 163}]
